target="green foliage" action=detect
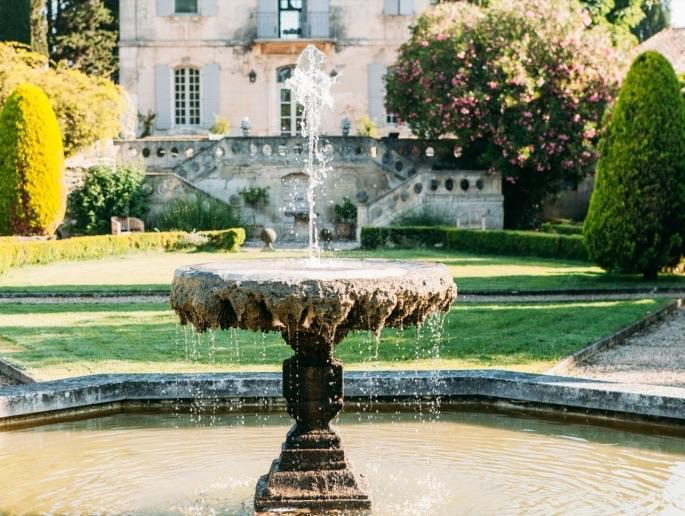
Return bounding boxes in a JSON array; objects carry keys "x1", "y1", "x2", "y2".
[
  {"x1": 210, "y1": 115, "x2": 231, "y2": 135},
  {"x1": 239, "y1": 186, "x2": 270, "y2": 224},
  {"x1": 0, "y1": 42, "x2": 126, "y2": 156},
  {"x1": 0, "y1": 0, "x2": 30, "y2": 45},
  {"x1": 632, "y1": 0, "x2": 669, "y2": 41},
  {"x1": 0, "y1": 229, "x2": 246, "y2": 275},
  {"x1": 50, "y1": 0, "x2": 117, "y2": 78},
  {"x1": 584, "y1": 51, "x2": 685, "y2": 279},
  {"x1": 392, "y1": 208, "x2": 452, "y2": 227},
  {"x1": 150, "y1": 196, "x2": 244, "y2": 232},
  {"x1": 67, "y1": 165, "x2": 148, "y2": 235},
  {"x1": 334, "y1": 198, "x2": 357, "y2": 223},
  {"x1": 361, "y1": 226, "x2": 589, "y2": 261},
  {"x1": 137, "y1": 110, "x2": 156, "y2": 138},
  {"x1": 0, "y1": 83, "x2": 66, "y2": 236},
  {"x1": 539, "y1": 222, "x2": 583, "y2": 235},
  {"x1": 356, "y1": 115, "x2": 380, "y2": 138},
  {"x1": 386, "y1": 0, "x2": 630, "y2": 228}
]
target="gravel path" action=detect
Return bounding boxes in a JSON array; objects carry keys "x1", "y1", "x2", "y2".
[{"x1": 572, "y1": 307, "x2": 685, "y2": 388}]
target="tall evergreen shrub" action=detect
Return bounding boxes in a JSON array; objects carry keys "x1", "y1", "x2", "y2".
[
  {"x1": 0, "y1": 83, "x2": 66, "y2": 236},
  {"x1": 583, "y1": 51, "x2": 685, "y2": 279},
  {"x1": 0, "y1": 0, "x2": 30, "y2": 45}
]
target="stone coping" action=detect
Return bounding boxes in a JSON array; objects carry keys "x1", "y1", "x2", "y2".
[{"x1": 2, "y1": 370, "x2": 685, "y2": 428}]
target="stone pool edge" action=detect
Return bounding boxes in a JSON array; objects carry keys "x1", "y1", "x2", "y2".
[{"x1": 1, "y1": 370, "x2": 684, "y2": 429}]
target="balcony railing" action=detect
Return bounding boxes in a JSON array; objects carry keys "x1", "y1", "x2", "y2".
[{"x1": 256, "y1": 11, "x2": 331, "y2": 40}]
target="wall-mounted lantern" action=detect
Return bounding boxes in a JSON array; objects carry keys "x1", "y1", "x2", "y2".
[{"x1": 249, "y1": 70, "x2": 257, "y2": 83}]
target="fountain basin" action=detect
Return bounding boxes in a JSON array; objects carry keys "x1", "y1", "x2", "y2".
[
  {"x1": 171, "y1": 258, "x2": 456, "y2": 341},
  {"x1": 1, "y1": 408, "x2": 684, "y2": 514}
]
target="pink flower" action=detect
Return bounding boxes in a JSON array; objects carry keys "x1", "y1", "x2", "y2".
[{"x1": 436, "y1": 34, "x2": 447, "y2": 42}]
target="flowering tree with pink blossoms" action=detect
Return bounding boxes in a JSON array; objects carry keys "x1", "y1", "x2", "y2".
[{"x1": 386, "y1": 0, "x2": 631, "y2": 227}]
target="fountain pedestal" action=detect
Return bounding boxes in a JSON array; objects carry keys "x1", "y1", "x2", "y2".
[{"x1": 255, "y1": 333, "x2": 370, "y2": 512}]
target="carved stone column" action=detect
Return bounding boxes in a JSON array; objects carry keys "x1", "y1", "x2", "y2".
[{"x1": 254, "y1": 332, "x2": 371, "y2": 512}]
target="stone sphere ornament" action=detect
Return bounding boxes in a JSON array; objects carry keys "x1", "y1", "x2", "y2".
[
  {"x1": 259, "y1": 227, "x2": 277, "y2": 252},
  {"x1": 171, "y1": 258, "x2": 456, "y2": 512}
]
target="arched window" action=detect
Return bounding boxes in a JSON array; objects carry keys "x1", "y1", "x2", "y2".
[
  {"x1": 175, "y1": 67, "x2": 200, "y2": 126},
  {"x1": 277, "y1": 65, "x2": 303, "y2": 136}
]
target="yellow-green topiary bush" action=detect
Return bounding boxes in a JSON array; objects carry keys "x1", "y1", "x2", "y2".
[
  {"x1": 0, "y1": 83, "x2": 66, "y2": 236},
  {"x1": 0, "y1": 43, "x2": 127, "y2": 156}
]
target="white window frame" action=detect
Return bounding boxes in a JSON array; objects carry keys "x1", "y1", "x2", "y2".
[
  {"x1": 174, "y1": 67, "x2": 201, "y2": 127},
  {"x1": 277, "y1": 65, "x2": 303, "y2": 136}
]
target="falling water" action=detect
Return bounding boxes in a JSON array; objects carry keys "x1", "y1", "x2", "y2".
[{"x1": 286, "y1": 45, "x2": 338, "y2": 261}]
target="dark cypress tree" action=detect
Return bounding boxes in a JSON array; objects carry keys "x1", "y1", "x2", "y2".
[
  {"x1": 52, "y1": 0, "x2": 117, "y2": 78},
  {"x1": 0, "y1": 0, "x2": 31, "y2": 45},
  {"x1": 583, "y1": 51, "x2": 685, "y2": 280}
]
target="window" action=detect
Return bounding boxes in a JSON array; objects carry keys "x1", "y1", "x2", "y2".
[
  {"x1": 280, "y1": 0, "x2": 303, "y2": 39},
  {"x1": 278, "y1": 66, "x2": 303, "y2": 136},
  {"x1": 175, "y1": 68, "x2": 201, "y2": 126},
  {"x1": 175, "y1": 0, "x2": 198, "y2": 13},
  {"x1": 384, "y1": 0, "x2": 414, "y2": 16},
  {"x1": 385, "y1": 66, "x2": 398, "y2": 126}
]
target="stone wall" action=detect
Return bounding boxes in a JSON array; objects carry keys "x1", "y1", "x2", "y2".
[{"x1": 115, "y1": 136, "x2": 504, "y2": 240}]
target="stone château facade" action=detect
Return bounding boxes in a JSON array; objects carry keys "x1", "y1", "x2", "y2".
[
  {"x1": 119, "y1": 0, "x2": 433, "y2": 137},
  {"x1": 116, "y1": 0, "x2": 505, "y2": 240}
]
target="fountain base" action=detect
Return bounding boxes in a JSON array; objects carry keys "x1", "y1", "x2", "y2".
[{"x1": 254, "y1": 440, "x2": 371, "y2": 512}]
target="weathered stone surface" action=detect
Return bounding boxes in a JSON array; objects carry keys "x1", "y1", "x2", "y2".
[
  {"x1": 3, "y1": 371, "x2": 685, "y2": 425},
  {"x1": 170, "y1": 259, "x2": 456, "y2": 344}
]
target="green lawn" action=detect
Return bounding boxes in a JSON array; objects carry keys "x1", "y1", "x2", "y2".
[
  {"x1": 0, "y1": 248, "x2": 683, "y2": 294},
  {"x1": 0, "y1": 298, "x2": 669, "y2": 380}
]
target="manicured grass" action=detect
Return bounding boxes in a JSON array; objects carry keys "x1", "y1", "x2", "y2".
[
  {"x1": 0, "y1": 248, "x2": 683, "y2": 294},
  {"x1": 0, "y1": 299, "x2": 670, "y2": 380}
]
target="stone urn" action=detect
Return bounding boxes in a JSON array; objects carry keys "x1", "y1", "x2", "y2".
[
  {"x1": 171, "y1": 259, "x2": 456, "y2": 512},
  {"x1": 260, "y1": 227, "x2": 277, "y2": 252}
]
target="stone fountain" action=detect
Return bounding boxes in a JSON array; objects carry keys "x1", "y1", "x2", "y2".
[
  {"x1": 171, "y1": 259, "x2": 455, "y2": 511},
  {"x1": 170, "y1": 45, "x2": 457, "y2": 512}
]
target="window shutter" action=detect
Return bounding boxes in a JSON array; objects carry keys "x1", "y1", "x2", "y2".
[
  {"x1": 307, "y1": 0, "x2": 330, "y2": 38},
  {"x1": 367, "y1": 63, "x2": 387, "y2": 126},
  {"x1": 399, "y1": 0, "x2": 414, "y2": 15},
  {"x1": 200, "y1": 0, "x2": 218, "y2": 16},
  {"x1": 201, "y1": 63, "x2": 220, "y2": 129},
  {"x1": 156, "y1": 0, "x2": 174, "y2": 16},
  {"x1": 257, "y1": 0, "x2": 278, "y2": 39},
  {"x1": 383, "y1": 0, "x2": 398, "y2": 15},
  {"x1": 155, "y1": 64, "x2": 172, "y2": 130}
]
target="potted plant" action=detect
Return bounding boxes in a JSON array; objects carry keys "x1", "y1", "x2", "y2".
[
  {"x1": 333, "y1": 197, "x2": 357, "y2": 240},
  {"x1": 239, "y1": 186, "x2": 270, "y2": 238}
]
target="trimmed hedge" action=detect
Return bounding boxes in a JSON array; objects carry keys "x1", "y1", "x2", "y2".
[
  {"x1": 361, "y1": 226, "x2": 589, "y2": 261},
  {"x1": 539, "y1": 222, "x2": 583, "y2": 236},
  {"x1": 0, "y1": 228, "x2": 246, "y2": 275}
]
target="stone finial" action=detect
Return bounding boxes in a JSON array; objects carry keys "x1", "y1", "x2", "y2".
[
  {"x1": 340, "y1": 117, "x2": 351, "y2": 137},
  {"x1": 240, "y1": 117, "x2": 251, "y2": 137}
]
